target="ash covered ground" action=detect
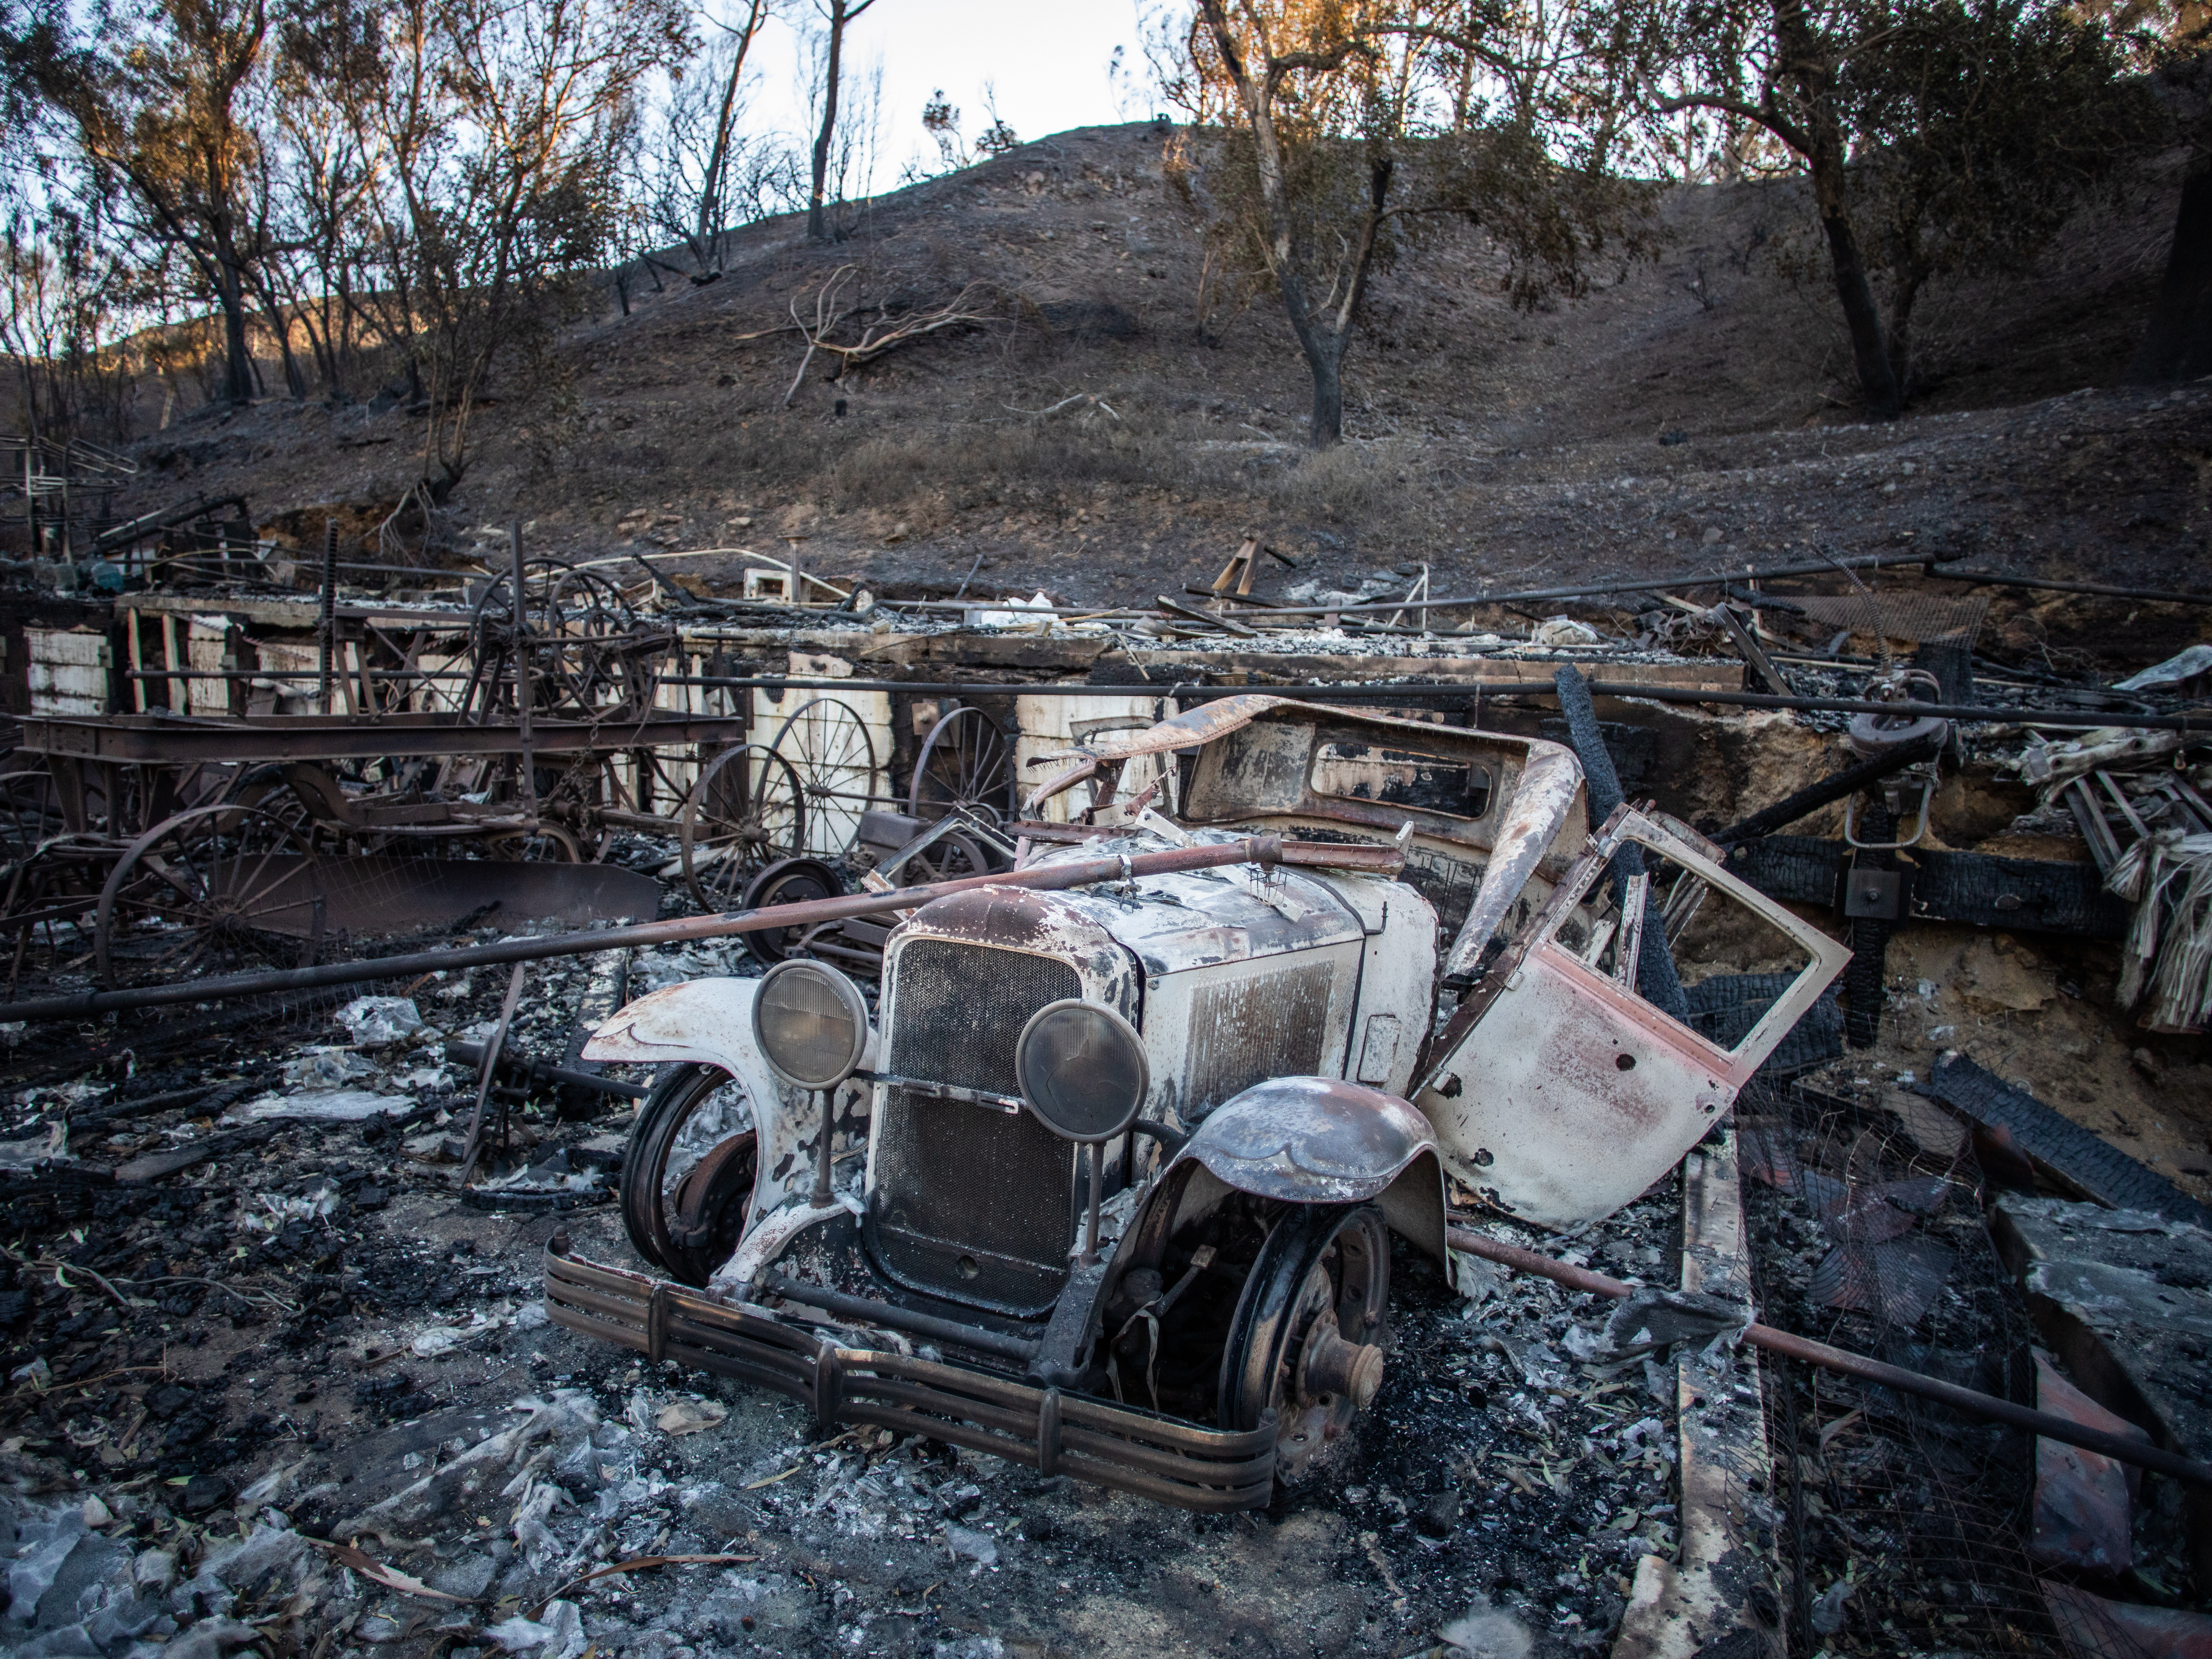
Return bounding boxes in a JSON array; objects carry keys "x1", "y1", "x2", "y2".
[{"x1": 0, "y1": 942, "x2": 1690, "y2": 1658}]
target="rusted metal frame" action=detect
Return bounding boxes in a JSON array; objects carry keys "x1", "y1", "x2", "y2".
[
  {"x1": 0, "y1": 834, "x2": 1397, "y2": 1023},
  {"x1": 1444, "y1": 1225, "x2": 2212, "y2": 1491},
  {"x1": 544, "y1": 1249, "x2": 1276, "y2": 1509},
  {"x1": 12, "y1": 713, "x2": 756, "y2": 763}
]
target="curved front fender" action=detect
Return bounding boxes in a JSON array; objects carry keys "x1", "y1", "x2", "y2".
[
  {"x1": 1170, "y1": 1076, "x2": 1446, "y2": 1259},
  {"x1": 584, "y1": 977, "x2": 772, "y2": 1079},
  {"x1": 583, "y1": 977, "x2": 876, "y2": 1256}
]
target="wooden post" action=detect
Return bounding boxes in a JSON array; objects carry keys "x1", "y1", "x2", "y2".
[
  {"x1": 158, "y1": 613, "x2": 182, "y2": 713},
  {"x1": 125, "y1": 610, "x2": 147, "y2": 713}
]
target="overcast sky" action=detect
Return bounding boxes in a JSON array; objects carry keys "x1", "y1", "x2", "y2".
[{"x1": 738, "y1": 1, "x2": 1159, "y2": 192}]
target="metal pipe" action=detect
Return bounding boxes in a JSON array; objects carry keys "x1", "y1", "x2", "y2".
[
  {"x1": 676, "y1": 676, "x2": 2212, "y2": 734},
  {"x1": 1193, "y1": 549, "x2": 1966, "y2": 620},
  {"x1": 0, "y1": 834, "x2": 1393, "y2": 1024},
  {"x1": 1445, "y1": 1226, "x2": 2212, "y2": 1491},
  {"x1": 1928, "y1": 569, "x2": 2212, "y2": 607},
  {"x1": 318, "y1": 520, "x2": 338, "y2": 715},
  {"x1": 511, "y1": 523, "x2": 538, "y2": 823},
  {"x1": 444, "y1": 1039, "x2": 650, "y2": 1099},
  {"x1": 757, "y1": 1269, "x2": 1039, "y2": 1361},
  {"x1": 1714, "y1": 730, "x2": 1945, "y2": 845},
  {"x1": 97, "y1": 672, "x2": 2204, "y2": 731}
]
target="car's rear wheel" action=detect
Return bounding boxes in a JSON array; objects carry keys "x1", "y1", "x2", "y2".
[
  {"x1": 1217, "y1": 1203, "x2": 1391, "y2": 1477},
  {"x1": 622, "y1": 1062, "x2": 760, "y2": 1287}
]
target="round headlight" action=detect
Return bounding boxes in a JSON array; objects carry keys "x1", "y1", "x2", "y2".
[
  {"x1": 1014, "y1": 1000, "x2": 1149, "y2": 1143},
  {"x1": 751, "y1": 960, "x2": 870, "y2": 1089}
]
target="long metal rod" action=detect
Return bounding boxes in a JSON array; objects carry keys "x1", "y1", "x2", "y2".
[
  {"x1": 599, "y1": 676, "x2": 2211, "y2": 734},
  {"x1": 1445, "y1": 1226, "x2": 2212, "y2": 1491},
  {"x1": 757, "y1": 1270, "x2": 1039, "y2": 1361},
  {"x1": 0, "y1": 834, "x2": 1393, "y2": 1024},
  {"x1": 95, "y1": 673, "x2": 2203, "y2": 732},
  {"x1": 1928, "y1": 569, "x2": 2212, "y2": 606},
  {"x1": 1195, "y1": 550, "x2": 1966, "y2": 620}
]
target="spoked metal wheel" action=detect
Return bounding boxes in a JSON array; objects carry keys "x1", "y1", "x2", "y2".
[
  {"x1": 622, "y1": 1062, "x2": 761, "y2": 1287},
  {"x1": 94, "y1": 805, "x2": 327, "y2": 989},
  {"x1": 681, "y1": 744, "x2": 804, "y2": 909},
  {"x1": 895, "y1": 829, "x2": 990, "y2": 886},
  {"x1": 481, "y1": 823, "x2": 584, "y2": 862},
  {"x1": 908, "y1": 705, "x2": 1013, "y2": 827},
  {"x1": 1219, "y1": 1203, "x2": 1391, "y2": 1478},
  {"x1": 769, "y1": 697, "x2": 879, "y2": 857},
  {"x1": 0, "y1": 771, "x2": 105, "y2": 972},
  {"x1": 738, "y1": 856, "x2": 841, "y2": 967}
]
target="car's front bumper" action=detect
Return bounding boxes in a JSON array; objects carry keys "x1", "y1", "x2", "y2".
[{"x1": 544, "y1": 1245, "x2": 1277, "y2": 1511}]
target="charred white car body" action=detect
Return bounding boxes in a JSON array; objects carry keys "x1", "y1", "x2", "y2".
[{"x1": 546, "y1": 697, "x2": 1847, "y2": 1508}]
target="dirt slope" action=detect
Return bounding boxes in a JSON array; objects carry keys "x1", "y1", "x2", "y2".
[{"x1": 114, "y1": 123, "x2": 2208, "y2": 655}]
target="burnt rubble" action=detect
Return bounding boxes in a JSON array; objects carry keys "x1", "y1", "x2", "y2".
[{"x1": 0, "y1": 545, "x2": 2209, "y2": 1658}]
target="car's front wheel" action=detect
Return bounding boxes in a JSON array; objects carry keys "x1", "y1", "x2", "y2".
[
  {"x1": 621, "y1": 1062, "x2": 760, "y2": 1287},
  {"x1": 1217, "y1": 1203, "x2": 1391, "y2": 1477}
]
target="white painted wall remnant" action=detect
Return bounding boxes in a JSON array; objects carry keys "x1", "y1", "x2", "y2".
[
  {"x1": 187, "y1": 618, "x2": 232, "y2": 716},
  {"x1": 1014, "y1": 693, "x2": 1178, "y2": 824},
  {"x1": 26, "y1": 628, "x2": 110, "y2": 715}
]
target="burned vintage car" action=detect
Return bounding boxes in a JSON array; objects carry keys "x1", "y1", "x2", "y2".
[{"x1": 546, "y1": 696, "x2": 1848, "y2": 1508}]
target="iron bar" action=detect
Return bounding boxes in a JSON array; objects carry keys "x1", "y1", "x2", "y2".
[
  {"x1": 622, "y1": 676, "x2": 2211, "y2": 733},
  {"x1": 443, "y1": 1040, "x2": 649, "y2": 1099},
  {"x1": 1445, "y1": 1226, "x2": 2212, "y2": 1491},
  {"x1": 318, "y1": 519, "x2": 338, "y2": 715},
  {"x1": 512, "y1": 523, "x2": 537, "y2": 823},
  {"x1": 1927, "y1": 569, "x2": 2212, "y2": 606},
  {"x1": 54, "y1": 675, "x2": 2211, "y2": 735},
  {"x1": 756, "y1": 1270, "x2": 1039, "y2": 1361},
  {"x1": 0, "y1": 834, "x2": 1396, "y2": 1024},
  {"x1": 921, "y1": 550, "x2": 1975, "y2": 620}
]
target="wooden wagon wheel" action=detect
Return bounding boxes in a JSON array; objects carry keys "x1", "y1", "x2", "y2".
[
  {"x1": 94, "y1": 805, "x2": 326, "y2": 989},
  {"x1": 908, "y1": 704, "x2": 1013, "y2": 827},
  {"x1": 768, "y1": 696, "x2": 880, "y2": 857},
  {"x1": 680, "y1": 743, "x2": 803, "y2": 910}
]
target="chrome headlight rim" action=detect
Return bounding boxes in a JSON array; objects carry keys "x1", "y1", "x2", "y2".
[
  {"x1": 1013, "y1": 997, "x2": 1149, "y2": 1144},
  {"x1": 751, "y1": 958, "x2": 870, "y2": 1090}
]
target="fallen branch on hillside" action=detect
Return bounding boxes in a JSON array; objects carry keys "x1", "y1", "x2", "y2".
[
  {"x1": 1003, "y1": 392, "x2": 1120, "y2": 421},
  {"x1": 782, "y1": 266, "x2": 1001, "y2": 406}
]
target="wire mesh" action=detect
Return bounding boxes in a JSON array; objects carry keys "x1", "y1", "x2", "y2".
[
  {"x1": 1792, "y1": 592, "x2": 1993, "y2": 649},
  {"x1": 1737, "y1": 1078, "x2": 2137, "y2": 1658}
]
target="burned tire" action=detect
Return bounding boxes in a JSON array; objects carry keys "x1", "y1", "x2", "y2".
[
  {"x1": 622, "y1": 1062, "x2": 761, "y2": 1287},
  {"x1": 738, "y1": 857, "x2": 842, "y2": 968},
  {"x1": 1218, "y1": 1203, "x2": 1390, "y2": 1478}
]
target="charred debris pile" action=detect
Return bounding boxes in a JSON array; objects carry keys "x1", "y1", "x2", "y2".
[{"x1": 0, "y1": 527, "x2": 2206, "y2": 1659}]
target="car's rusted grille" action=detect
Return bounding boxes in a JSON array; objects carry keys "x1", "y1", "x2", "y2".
[{"x1": 871, "y1": 941, "x2": 1081, "y2": 1316}]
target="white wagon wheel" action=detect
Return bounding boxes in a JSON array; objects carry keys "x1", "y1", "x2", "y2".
[{"x1": 768, "y1": 696, "x2": 881, "y2": 857}]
